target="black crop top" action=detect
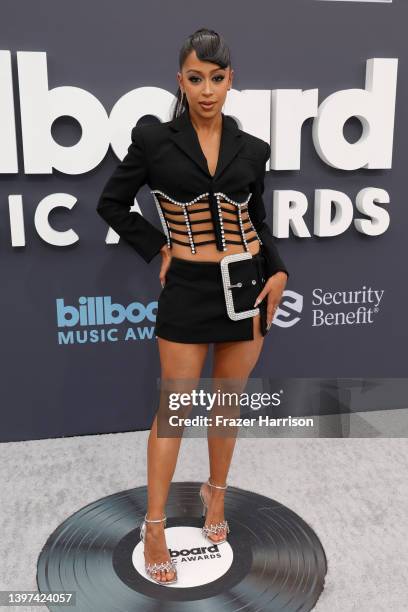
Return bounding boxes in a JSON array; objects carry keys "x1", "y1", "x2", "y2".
[
  {"x1": 96, "y1": 111, "x2": 289, "y2": 279},
  {"x1": 151, "y1": 189, "x2": 262, "y2": 254}
]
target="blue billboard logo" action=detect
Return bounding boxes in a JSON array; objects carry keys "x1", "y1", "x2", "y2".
[
  {"x1": 56, "y1": 296, "x2": 157, "y2": 327},
  {"x1": 56, "y1": 296, "x2": 158, "y2": 344}
]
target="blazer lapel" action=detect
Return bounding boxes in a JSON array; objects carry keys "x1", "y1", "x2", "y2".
[{"x1": 169, "y1": 109, "x2": 244, "y2": 180}]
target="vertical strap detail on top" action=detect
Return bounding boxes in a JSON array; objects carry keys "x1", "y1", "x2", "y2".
[
  {"x1": 152, "y1": 191, "x2": 171, "y2": 248},
  {"x1": 236, "y1": 204, "x2": 249, "y2": 251},
  {"x1": 182, "y1": 204, "x2": 196, "y2": 253},
  {"x1": 208, "y1": 187, "x2": 225, "y2": 251},
  {"x1": 215, "y1": 193, "x2": 227, "y2": 251}
]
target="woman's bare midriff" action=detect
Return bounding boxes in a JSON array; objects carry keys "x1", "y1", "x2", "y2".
[
  {"x1": 159, "y1": 197, "x2": 261, "y2": 263},
  {"x1": 169, "y1": 240, "x2": 261, "y2": 262}
]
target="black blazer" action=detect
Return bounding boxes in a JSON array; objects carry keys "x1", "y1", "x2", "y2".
[{"x1": 96, "y1": 110, "x2": 289, "y2": 279}]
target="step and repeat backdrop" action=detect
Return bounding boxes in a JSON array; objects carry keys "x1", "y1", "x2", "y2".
[{"x1": 1, "y1": 0, "x2": 405, "y2": 441}]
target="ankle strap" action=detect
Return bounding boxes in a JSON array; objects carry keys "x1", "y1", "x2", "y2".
[
  {"x1": 208, "y1": 478, "x2": 228, "y2": 490},
  {"x1": 144, "y1": 513, "x2": 166, "y2": 523}
]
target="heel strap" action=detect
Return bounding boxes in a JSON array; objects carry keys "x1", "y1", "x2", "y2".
[
  {"x1": 144, "y1": 513, "x2": 166, "y2": 523},
  {"x1": 207, "y1": 478, "x2": 228, "y2": 490}
]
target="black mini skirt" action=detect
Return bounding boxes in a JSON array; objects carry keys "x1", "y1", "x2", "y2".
[{"x1": 154, "y1": 252, "x2": 269, "y2": 344}]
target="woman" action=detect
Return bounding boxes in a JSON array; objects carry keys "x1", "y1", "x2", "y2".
[{"x1": 97, "y1": 28, "x2": 289, "y2": 585}]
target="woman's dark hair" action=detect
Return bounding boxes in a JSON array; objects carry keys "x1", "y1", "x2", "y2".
[{"x1": 171, "y1": 28, "x2": 231, "y2": 120}]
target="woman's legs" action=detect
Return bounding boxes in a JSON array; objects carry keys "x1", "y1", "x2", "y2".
[
  {"x1": 203, "y1": 313, "x2": 265, "y2": 542},
  {"x1": 143, "y1": 337, "x2": 209, "y2": 582}
]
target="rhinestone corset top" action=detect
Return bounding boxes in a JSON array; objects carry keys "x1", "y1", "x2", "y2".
[{"x1": 151, "y1": 190, "x2": 263, "y2": 254}]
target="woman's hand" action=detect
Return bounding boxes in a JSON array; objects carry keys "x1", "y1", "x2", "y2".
[
  {"x1": 159, "y1": 245, "x2": 172, "y2": 288},
  {"x1": 253, "y1": 271, "x2": 288, "y2": 330}
]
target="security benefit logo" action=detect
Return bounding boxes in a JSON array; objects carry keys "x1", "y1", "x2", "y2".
[
  {"x1": 56, "y1": 295, "x2": 158, "y2": 345},
  {"x1": 312, "y1": 285, "x2": 384, "y2": 327}
]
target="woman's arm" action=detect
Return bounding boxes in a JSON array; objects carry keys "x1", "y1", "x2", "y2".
[
  {"x1": 248, "y1": 142, "x2": 289, "y2": 280},
  {"x1": 96, "y1": 125, "x2": 168, "y2": 263}
]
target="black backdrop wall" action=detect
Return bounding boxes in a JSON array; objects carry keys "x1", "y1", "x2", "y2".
[{"x1": 1, "y1": 0, "x2": 406, "y2": 442}]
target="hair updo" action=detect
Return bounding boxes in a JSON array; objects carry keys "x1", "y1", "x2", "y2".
[{"x1": 171, "y1": 28, "x2": 232, "y2": 120}]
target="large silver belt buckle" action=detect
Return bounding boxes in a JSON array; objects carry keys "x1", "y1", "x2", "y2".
[{"x1": 220, "y1": 252, "x2": 260, "y2": 321}]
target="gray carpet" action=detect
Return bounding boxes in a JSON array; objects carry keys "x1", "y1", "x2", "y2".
[{"x1": 1, "y1": 431, "x2": 407, "y2": 611}]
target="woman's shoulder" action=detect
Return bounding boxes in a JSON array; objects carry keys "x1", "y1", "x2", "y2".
[
  {"x1": 131, "y1": 119, "x2": 170, "y2": 142},
  {"x1": 234, "y1": 121, "x2": 271, "y2": 162}
]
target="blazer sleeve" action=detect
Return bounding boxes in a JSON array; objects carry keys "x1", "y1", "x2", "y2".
[
  {"x1": 248, "y1": 143, "x2": 289, "y2": 279},
  {"x1": 96, "y1": 125, "x2": 168, "y2": 263}
]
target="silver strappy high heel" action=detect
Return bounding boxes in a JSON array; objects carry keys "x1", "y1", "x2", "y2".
[
  {"x1": 139, "y1": 513, "x2": 177, "y2": 585},
  {"x1": 199, "y1": 479, "x2": 230, "y2": 545}
]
